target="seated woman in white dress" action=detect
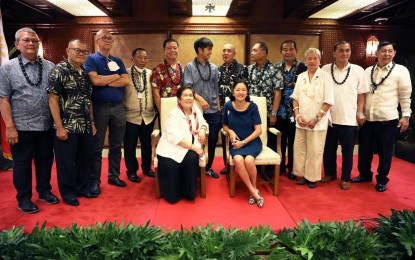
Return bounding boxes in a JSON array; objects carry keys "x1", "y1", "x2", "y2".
[
  {"x1": 156, "y1": 86, "x2": 208, "y2": 203},
  {"x1": 222, "y1": 79, "x2": 264, "y2": 208}
]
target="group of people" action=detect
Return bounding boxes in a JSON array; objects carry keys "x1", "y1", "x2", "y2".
[{"x1": 0, "y1": 27, "x2": 411, "y2": 213}]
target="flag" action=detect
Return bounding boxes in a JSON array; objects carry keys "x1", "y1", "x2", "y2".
[{"x1": 0, "y1": 9, "x2": 12, "y2": 159}]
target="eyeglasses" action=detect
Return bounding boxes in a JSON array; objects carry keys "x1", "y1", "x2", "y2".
[
  {"x1": 19, "y1": 38, "x2": 40, "y2": 44},
  {"x1": 98, "y1": 36, "x2": 114, "y2": 43},
  {"x1": 69, "y1": 48, "x2": 89, "y2": 55}
]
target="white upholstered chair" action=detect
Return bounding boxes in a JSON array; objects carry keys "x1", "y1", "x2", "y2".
[
  {"x1": 222, "y1": 96, "x2": 282, "y2": 197},
  {"x1": 151, "y1": 97, "x2": 208, "y2": 199}
]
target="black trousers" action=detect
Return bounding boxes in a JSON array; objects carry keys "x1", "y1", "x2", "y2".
[
  {"x1": 123, "y1": 119, "x2": 155, "y2": 175},
  {"x1": 203, "y1": 111, "x2": 222, "y2": 170},
  {"x1": 323, "y1": 124, "x2": 357, "y2": 182},
  {"x1": 357, "y1": 120, "x2": 398, "y2": 185},
  {"x1": 276, "y1": 116, "x2": 296, "y2": 173},
  {"x1": 90, "y1": 103, "x2": 126, "y2": 183},
  {"x1": 54, "y1": 132, "x2": 94, "y2": 200},
  {"x1": 11, "y1": 129, "x2": 54, "y2": 202},
  {"x1": 157, "y1": 151, "x2": 199, "y2": 203}
]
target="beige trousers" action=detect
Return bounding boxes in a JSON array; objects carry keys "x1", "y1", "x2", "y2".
[{"x1": 293, "y1": 128, "x2": 327, "y2": 182}]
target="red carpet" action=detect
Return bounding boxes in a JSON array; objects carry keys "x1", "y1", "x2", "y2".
[{"x1": 0, "y1": 156, "x2": 414, "y2": 232}]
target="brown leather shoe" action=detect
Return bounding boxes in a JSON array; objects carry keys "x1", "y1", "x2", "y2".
[
  {"x1": 340, "y1": 181, "x2": 351, "y2": 190},
  {"x1": 321, "y1": 175, "x2": 337, "y2": 183}
]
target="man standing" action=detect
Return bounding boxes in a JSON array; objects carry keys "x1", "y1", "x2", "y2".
[
  {"x1": 321, "y1": 41, "x2": 369, "y2": 190},
  {"x1": 84, "y1": 29, "x2": 130, "y2": 195},
  {"x1": 151, "y1": 38, "x2": 183, "y2": 112},
  {"x1": 247, "y1": 41, "x2": 283, "y2": 176},
  {"x1": 274, "y1": 40, "x2": 307, "y2": 180},
  {"x1": 47, "y1": 39, "x2": 97, "y2": 206},
  {"x1": 0, "y1": 27, "x2": 58, "y2": 213},
  {"x1": 124, "y1": 48, "x2": 156, "y2": 183},
  {"x1": 218, "y1": 43, "x2": 247, "y2": 175},
  {"x1": 352, "y1": 41, "x2": 412, "y2": 192},
  {"x1": 184, "y1": 37, "x2": 220, "y2": 178}
]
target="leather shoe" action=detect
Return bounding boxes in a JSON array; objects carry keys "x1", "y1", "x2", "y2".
[
  {"x1": 108, "y1": 177, "x2": 127, "y2": 187},
  {"x1": 321, "y1": 175, "x2": 337, "y2": 183},
  {"x1": 308, "y1": 181, "x2": 317, "y2": 189},
  {"x1": 206, "y1": 168, "x2": 219, "y2": 179},
  {"x1": 220, "y1": 167, "x2": 228, "y2": 175},
  {"x1": 143, "y1": 169, "x2": 155, "y2": 178},
  {"x1": 63, "y1": 198, "x2": 79, "y2": 206},
  {"x1": 90, "y1": 182, "x2": 101, "y2": 196},
  {"x1": 376, "y1": 183, "x2": 387, "y2": 192},
  {"x1": 288, "y1": 172, "x2": 297, "y2": 180},
  {"x1": 297, "y1": 177, "x2": 307, "y2": 185},
  {"x1": 78, "y1": 192, "x2": 98, "y2": 198},
  {"x1": 351, "y1": 175, "x2": 372, "y2": 183},
  {"x1": 340, "y1": 181, "x2": 351, "y2": 190},
  {"x1": 38, "y1": 192, "x2": 59, "y2": 204},
  {"x1": 17, "y1": 200, "x2": 39, "y2": 214},
  {"x1": 128, "y1": 174, "x2": 141, "y2": 183}
]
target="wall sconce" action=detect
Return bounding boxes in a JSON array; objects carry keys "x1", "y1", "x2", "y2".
[
  {"x1": 38, "y1": 41, "x2": 44, "y2": 58},
  {"x1": 366, "y1": 35, "x2": 379, "y2": 58}
]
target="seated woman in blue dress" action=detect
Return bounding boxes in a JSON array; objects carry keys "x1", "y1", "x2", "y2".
[
  {"x1": 156, "y1": 86, "x2": 208, "y2": 203},
  {"x1": 222, "y1": 79, "x2": 264, "y2": 208}
]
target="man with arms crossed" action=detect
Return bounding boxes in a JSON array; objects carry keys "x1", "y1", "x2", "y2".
[{"x1": 84, "y1": 29, "x2": 130, "y2": 195}]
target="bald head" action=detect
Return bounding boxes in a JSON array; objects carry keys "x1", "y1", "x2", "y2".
[{"x1": 222, "y1": 43, "x2": 236, "y2": 65}]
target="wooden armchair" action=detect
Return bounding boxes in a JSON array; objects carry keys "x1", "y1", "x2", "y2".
[
  {"x1": 222, "y1": 96, "x2": 282, "y2": 197},
  {"x1": 151, "y1": 97, "x2": 208, "y2": 199}
]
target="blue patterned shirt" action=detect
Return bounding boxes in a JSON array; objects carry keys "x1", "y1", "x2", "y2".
[
  {"x1": 183, "y1": 59, "x2": 220, "y2": 114},
  {"x1": 274, "y1": 59, "x2": 307, "y2": 119},
  {"x1": 0, "y1": 55, "x2": 55, "y2": 131},
  {"x1": 247, "y1": 60, "x2": 283, "y2": 117}
]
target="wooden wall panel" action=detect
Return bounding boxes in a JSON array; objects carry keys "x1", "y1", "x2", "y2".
[
  {"x1": 102, "y1": 33, "x2": 168, "y2": 70},
  {"x1": 172, "y1": 34, "x2": 246, "y2": 66},
  {"x1": 249, "y1": 34, "x2": 320, "y2": 64}
]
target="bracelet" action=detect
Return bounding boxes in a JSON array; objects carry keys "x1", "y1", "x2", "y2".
[
  {"x1": 295, "y1": 114, "x2": 301, "y2": 120},
  {"x1": 356, "y1": 112, "x2": 364, "y2": 115},
  {"x1": 293, "y1": 107, "x2": 299, "y2": 111},
  {"x1": 320, "y1": 109, "x2": 326, "y2": 115},
  {"x1": 314, "y1": 115, "x2": 321, "y2": 122},
  {"x1": 242, "y1": 140, "x2": 246, "y2": 145}
]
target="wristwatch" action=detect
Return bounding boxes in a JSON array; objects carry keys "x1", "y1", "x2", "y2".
[
  {"x1": 271, "y1": 111, "x2": 277, "y2": 117},
  {"x1": 242, "y1": 140, "x2": 246, "y2": 145}
]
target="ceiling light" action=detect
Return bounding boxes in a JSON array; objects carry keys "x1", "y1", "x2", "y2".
[
  {"x1": 309, "y1": 0, "x2": 380, "y2": 19},
  {"x1": 192, "y1": 0, "x2": 232, "y2": 16},
  {"x1": 47, "y1": 0, "x2": 107, "y2": 16}
]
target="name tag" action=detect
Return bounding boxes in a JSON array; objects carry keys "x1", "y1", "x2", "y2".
[{"x1": 108, "y1": 61, "x2": 120, "y2": 71}]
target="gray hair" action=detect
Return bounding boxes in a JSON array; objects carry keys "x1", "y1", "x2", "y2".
[
  {"x1": 304, "y1": 48, "x2": 321, "y2": 59},
  {"x1": 15, "y1": 27, "x2": 38, "y2": 41}
]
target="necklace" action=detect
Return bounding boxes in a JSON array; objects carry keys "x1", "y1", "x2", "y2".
[
  {"x1": 370, "y1": 62, "x2": 395, "y2": 93},
  {"x1": 194, "y1": 58, "x2": 211, "y2": 82},
  {"x1": 249, "y1": 60, "x2": 270, "y2": 86},
  {"x1": 131, "y1": 66, "x2": 148, "y2": 114},
  {"x1": 331, "y1": 62, "x2": 350, "y2": 85},
  {"x1": 178, "y1": 104, "x2": 199, "y2": 136},
  {"x1": 18, "y1": 55, "x2": 43, "y2": 86},
  {"x1": 164, "y1": 59, "x2": 183, "y2": 86}
]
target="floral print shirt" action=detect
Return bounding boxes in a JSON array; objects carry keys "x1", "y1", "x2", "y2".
[
  {"x1": 247, "y1": 60, "x2": 283, "y2": 117},
  {"x1": 218, "y1": 59, "x2": 248, "y2": 108},
  {"x1": 150, "y1": 61, "x2": 183, "y2": 98},
  {"x1": 46, "y1": 60, "x2": 94, "y2": 134},
  {"x1": 274, "y1": 59, "x2": 307, "y2": 119}
]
